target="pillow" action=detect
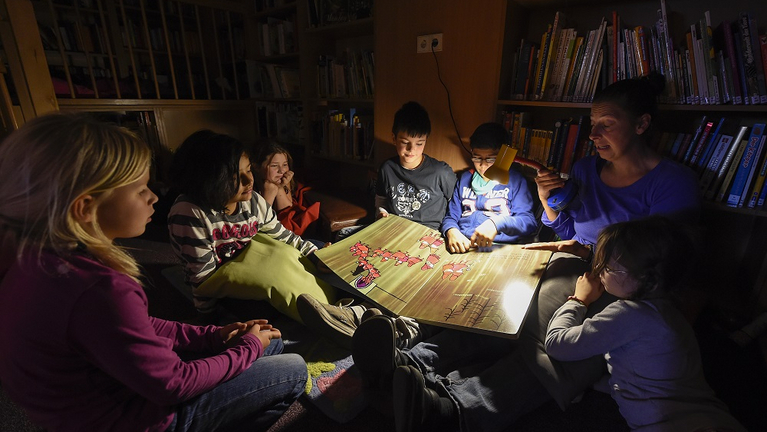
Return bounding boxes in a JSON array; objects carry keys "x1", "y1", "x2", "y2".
[
  {"x1": 195, "y1": 234, "x2": 337, "y2": 323},
  {"x1": 520, "y1": 252, "x2": 615, "y2": 410}
]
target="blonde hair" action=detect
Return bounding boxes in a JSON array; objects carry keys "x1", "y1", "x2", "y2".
[{"x1": 0, "y1": 112, "x2": 152, "y2": 281}]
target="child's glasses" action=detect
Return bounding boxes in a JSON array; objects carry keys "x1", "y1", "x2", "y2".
[
  {"x1": 601, "y1": 264, "x2": 629, "y2": 276},
  {"x1": 470, "y1": 156, "x2": 497, "y2": 164}
]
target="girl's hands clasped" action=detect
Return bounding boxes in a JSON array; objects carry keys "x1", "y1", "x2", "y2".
[{"x1": 221, "y1": 319, "x2": 281, "y2": 348}]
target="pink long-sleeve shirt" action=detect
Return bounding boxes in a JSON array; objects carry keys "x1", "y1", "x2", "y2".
[{"x1": 0, "y1": 250, "x2": 263, "y2": 432}]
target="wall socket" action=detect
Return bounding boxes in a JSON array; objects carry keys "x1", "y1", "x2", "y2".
[{"x1": 417, "y1": 33, "x2": 443, "y2": 53}]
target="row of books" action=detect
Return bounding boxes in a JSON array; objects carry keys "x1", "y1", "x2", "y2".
[
  {"x1": 306, "y1": 0, "x2": 373, "y2": 28},
  {"x1": 258, "y1": 16, "x2": 297, "y2": 57},
  {"x1": 317, "y1": 49, "x2": 375, "y2": 99},
  {"x1": 256, "y1": 101, "x2": 303, "y2": 144},
  {"x1": 655, "y1": 117, "x2": 767, "y2": 209},
  {"x1": 246, "y1": 61, "x2": 300, "y2": 99},
  {"x1": 509, "y1": 1, "x2": 767, "y2": 105},
  {"x1": 500, "y1": 111, "x2": 596, "y2": 175},
  {"x1": 311, "y1": 108, "x2": 374, "y2": 161}
]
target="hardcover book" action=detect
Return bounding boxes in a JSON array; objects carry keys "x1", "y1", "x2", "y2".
[{"x1": 727, "y1": 123, "x2": 766, "y2": 206}]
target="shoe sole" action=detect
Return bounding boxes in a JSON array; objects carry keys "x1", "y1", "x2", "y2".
[
  {"x1": 296, "y1": 295, "x2": 354, "y2": 350},
  {"x1": 352, "y1": 315, "x2": 397, "y2": 389},
  {"x1": 393, "y1": 366, "x2": 421, "y2": 432}
]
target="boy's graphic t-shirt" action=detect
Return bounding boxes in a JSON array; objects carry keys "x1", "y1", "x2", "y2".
[{"x1": 376, "y1": 155, "x2": 456, "y2": 230}]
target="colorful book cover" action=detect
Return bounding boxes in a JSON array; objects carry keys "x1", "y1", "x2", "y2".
[{"x1": 738, "y1": 135, "x2": 766, "y2": 207}]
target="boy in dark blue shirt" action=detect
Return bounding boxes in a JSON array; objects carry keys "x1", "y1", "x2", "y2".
[{"x1": 442, "y1": 122, "x2": 537, "y2": 253}]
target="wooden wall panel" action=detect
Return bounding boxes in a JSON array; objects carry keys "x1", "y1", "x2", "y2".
[{"x1": 374, "y1": 0, "x2": 507, "y2": 171}]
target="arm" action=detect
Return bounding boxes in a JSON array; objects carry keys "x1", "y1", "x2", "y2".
[
  {"x1": 546, "y1": 300, "x2": 639, "y2": 362},
  {"x1": 252, "y1": 193, "x2": 317, "y2": 255},
  {"x1": 69, "y1": 276, "x2": 264, "y2": 405},
  {"x1": 442, "y1": 172, "x2": 472, "y2": 253},
  {"x1": 167, "y1": 201, "x2": 218, "y2": 287},
  {"x1": 271, "y1": 171, "x2": 295, "y2": 212}
]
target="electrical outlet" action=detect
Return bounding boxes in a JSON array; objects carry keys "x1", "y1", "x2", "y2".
[{"x1": 417, "y1": 33, "x2": 443, "y2": 53}]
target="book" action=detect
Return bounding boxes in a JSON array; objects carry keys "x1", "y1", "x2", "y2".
[
  {"x1": 747, "y1": 136, "x2": 767, "y2": 208},
  {"x1": 533, "y1": 24, "x2": 553, "y2": 101},
  {"x1": 706, "y1": 125, "x2": 750, "y2": 200},
  {"x1": 699, "y1": 133, "x2": 736, "y2": 193},
  {"x1": 674, "y1": 133, "x2": 693, "y2": 162},
  {"x1": 695, "y1": 117, "x2": 729, "y2": 172},
  {"x1": 687, "y1": 119, "x2": 715, "y2": 166},
  {"x1": 560, "y1": 115, "x2": 585, "y2": 175},
  {"x1": 738, "y1": 12, "x2": 761, "y2": 104},
  {"x1": 681, "y1": 115, "x2": 708, "y2": 164},
  {"x1": 714, "y1": 134, "x2": 750, "y2": 202},
  {"x1": 746, "y1": 13, "x2": 767, "y2": 103},
  {"x1": 668, "y1": 132, "x2": 686, "y2": 158},
  {"x1": 716, "y1": 20, "x2": 744, "y2": 104},
  {"x1": 314, "y1": 215, "x2": 552, "y2": 338},
  {"x1": 512, "y1": 39, "x2": 534, "y2": 98},
  {"x1": 737, "y1": 135, "x2": 766, "y2": 207},
  {"x1": 726, "y1": 123, "x2": 766, "y2": 206}
]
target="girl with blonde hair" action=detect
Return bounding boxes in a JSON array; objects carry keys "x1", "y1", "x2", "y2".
[{"x1": 0, "y1": 113, "x2": 306, "y2": 432}]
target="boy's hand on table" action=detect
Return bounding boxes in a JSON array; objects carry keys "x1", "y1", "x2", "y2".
[
  {"x1": 446, "y1": 228, "x2": 471, "y2": 253},
  {"x1": 470, "y1": 220, "x2": 498, "y2": 249}
]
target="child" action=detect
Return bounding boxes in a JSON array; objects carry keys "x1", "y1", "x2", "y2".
[
  {"x1": 375, "y1": 101, "x2": 456, "y2": 229},
  {"x1": 0, "y1": 113, "x2": 306, "y2": 432},
  {"x1": 167, "y1": 130, "x2": 367, "y2": 346},
  {"x1": 546, "y1": 216, "x2": 745, "y2": 432},
  {"x1": 442, "y1": 122, "x2": 537, "y2": 253},
  {"x1": 254, "y1": 140, "x2": 320, "y2": 237},
  {"x1": 298, "y1": 101, "x2": 455, "y2": 349}
]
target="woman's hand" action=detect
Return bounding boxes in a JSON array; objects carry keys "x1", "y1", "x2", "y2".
[
  {"x1": 470, "y1": 220, "x2": 498, "y2": 249},
  {"x1": 522, "y1": 239, "x2": 591, "y2": 260},
  {"x1": 534, "y1": 169, "x2": 566, "y2": 202},
  {"x1": 574, "y1": 272, "x2": 604, "y2": 306},
  {"x1": 446, "y1": 228, "x2": 471, "y2": 253}
]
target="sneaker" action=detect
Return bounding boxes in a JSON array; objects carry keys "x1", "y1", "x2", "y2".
[
  {"x1": 296, "y1": 294, "x2": 366, "y2": 350},
  {"x1": 392, "y1": 365, "x2": 457, "y2": 432},
  {"x1": 352, "y1": 315, "x2": 412, "y2": 391}
]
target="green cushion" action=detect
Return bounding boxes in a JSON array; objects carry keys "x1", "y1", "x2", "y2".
[{"x1": 195, "y1": 234, "x2": 337, "y2": 323}]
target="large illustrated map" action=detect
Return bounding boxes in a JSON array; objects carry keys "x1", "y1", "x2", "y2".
[{"x1": 315, "y1": 216, "x2": 552, "y2": 338}]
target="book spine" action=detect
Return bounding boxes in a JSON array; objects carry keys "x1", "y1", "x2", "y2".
[
  {"x1": 533, "y1": 25, "x2": 553, "y2": 100},
  {"x1": 715, "y1": 137, "x2": 749, "y2": 202},
  {"x1": 707, "y1": 125, "x2": 750, "y2": 200},
  {"x1": 722, "y1": 20, "x2": 744, "y2": 104},
  {"x1": 738, "y1": 135, "x2": 766, "y2": 207},
  {"x1": 727, "y1": 123, "x2": 766, "y2": 206},
  {"x1": 747, "y1": 136, "x2": 767, "y2": 208},
  {"x1": 688, "y1": 121, "x2": 715, "y2": 166},
  {"x1": 682, "y1": 115, "x2": 708, "y2": 163},
  {"x1": 699, "y1": 134, "x2": 733, "y2": 192},
  {"x1": 748, "y1": 14, "x2": 767, "y2": 103},
  {"x1": 739, "y1": 13, "x2": 760, "y2": 104},
  {"x1": 696, "y1": 117, "x2": 726, "y2": 172}
]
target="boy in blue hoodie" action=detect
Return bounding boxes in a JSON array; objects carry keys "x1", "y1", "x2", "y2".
[{"x1": 441, "y1": 122, "x2": 537, "y2": 253}]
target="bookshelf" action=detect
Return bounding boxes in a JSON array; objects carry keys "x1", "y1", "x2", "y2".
[
  {"x1": 299, "y1": 1, "x2": 375, "y2": 168},
  {"x1": 31, "y1": 0, "x2": 251, "y2": 101},
  {"x1": 497, "y1": 0, "x2": 767, "y2": 316},
  {"x1": 251, "y1": 1, "x2": 303, "y2": 156},
  {"x1": 0, "y1": 0, "x2": 258, "y2": 167}
]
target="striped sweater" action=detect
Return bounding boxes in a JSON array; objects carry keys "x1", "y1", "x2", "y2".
[{"x1": 168, "y1": 193, "x2": 317, "y2": 311}]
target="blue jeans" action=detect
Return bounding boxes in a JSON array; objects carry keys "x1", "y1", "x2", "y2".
[
  {"x1": 405, "y1": 329, "x2": 550, "y2": 432},
  {"x1": 166, "y1": 338, "x2": 307, "y2": 432}
]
